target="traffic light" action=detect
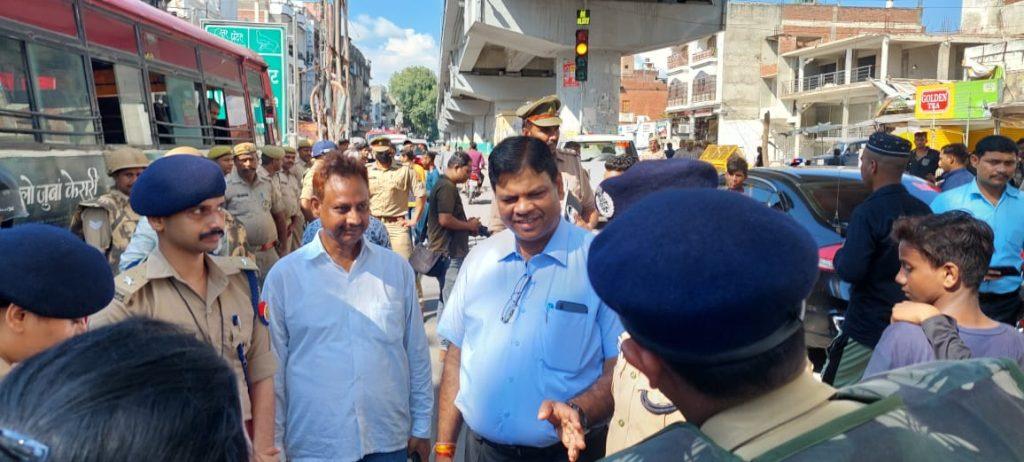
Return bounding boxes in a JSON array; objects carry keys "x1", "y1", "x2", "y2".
[{"x1": 575, "y1": 29, "x2": 589, "y2": 82}]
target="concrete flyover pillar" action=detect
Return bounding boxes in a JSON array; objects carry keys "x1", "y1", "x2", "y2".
[{"x1": 555, "y1": 49, "x2": 621, "y2": 136}]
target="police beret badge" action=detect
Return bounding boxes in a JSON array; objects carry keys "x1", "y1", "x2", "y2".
[{"x1": 596, "y1": 187, "x2": 615, "y2": 218}]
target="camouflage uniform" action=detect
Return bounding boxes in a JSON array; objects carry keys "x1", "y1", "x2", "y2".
[
  {"x1": 70, "y1": 147, "x2": 149, "y2": 272},
  {"x1": 70, "y1": 190, "x2": 140, "y2": 272}
]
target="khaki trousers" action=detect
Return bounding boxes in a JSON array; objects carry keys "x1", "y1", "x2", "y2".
[{"x1": 382, "y1": 220, "x2": 413, "y2": 259}]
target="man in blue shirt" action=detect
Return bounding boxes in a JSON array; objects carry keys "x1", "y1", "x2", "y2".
[
  {"x1": 937, "y1": 143, "x2": 974, "y2": 192},
  {"x1": 824, "y1": 132, "x2": 932, "y2": 387},
  {"x1": 931, "y1": 135, "x2": 1024, "y2": 325},
  {"x1": 436, "y1": 136, "x2": 623, "y2": 462}
]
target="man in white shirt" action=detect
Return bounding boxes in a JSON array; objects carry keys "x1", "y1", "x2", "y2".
[{"x1": 263, "y1": 152, "x2": 433, "y2": 462}]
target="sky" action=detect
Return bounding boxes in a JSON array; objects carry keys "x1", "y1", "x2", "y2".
[
  {"x1": 345, "y1": 0, "x2": 964, "y2": 85},
  {"x1": 636, "y1": 0, "x2": 965, "y2": 72},
  {"x1": 346, "y1": 0, "x2": 444, "y2": 86}
]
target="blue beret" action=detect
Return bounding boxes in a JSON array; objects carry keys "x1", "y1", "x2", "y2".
[
  {"x1": 588, "y1": 189, "x2": 818, "y2": 364},
  {"x1": 0, "y1": 224, "x2": 114, "y2": 318},
  {"x1": 130, "y1": 155, "x2": 226, "y2": 217},
  {"x1": 867, "y1": 131, "x2": 912, "y2": 157},
  {"x1": 312, "y1": 140, "x2": 337, "y2": 158},
  {"x1": 596, "y1": 158, "x2": 718, "y2": 218}
]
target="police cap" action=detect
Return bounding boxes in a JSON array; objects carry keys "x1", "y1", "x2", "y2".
[
  {"x1": 515, "y1": 95, "x2": 562, "y2": 128},
  {"x1": 588, "y1": 189, "x2": 818, "y2": 365},
  {"x1": 311, "y1": 140, "x2": 337, "y2": 158},
  {"x1": 207, "y1": 145, "x2": 233, "y2": 160},
  {"x1": 369, "y1": 137, "x2": 392, "y2": 153},
  {"x1": 130, "y1": 155, "x2": 226, "y2": 217},
  {"x1": 165, "y1": 146, "x2": 202, "y2": 157},
  {"x1": 283, "y1": 146, "x2": 297, "y2": 155},
  {"x1": 232, "y1": 142, "x2": 257, "y2": 158},
  {"x1": 596, "y1": 158, "x2": 717, "y2": 219},
  {"x1": 261, "y1": 146, "x2": 285, "y2": 160},
  {"x1": 0, "y1": 224, "x2": 114, "y2": 318}
]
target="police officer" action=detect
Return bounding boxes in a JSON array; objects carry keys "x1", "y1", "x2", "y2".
[
  {"x1": 208, "y1": 144, "x2": 234, "y2": 176},
  {"x1": 592, "y1": 189, "x2": 1024, "y2": 461},
  {"x1": 259, "y1": 145, "x2": 294, "y2": 257},
  {"x1": 293, "y1": 138, "x2": 313, "y2": 181},
  {"x1": 280, "y1": 145, "x2": 305, "y2": 252},
  {"x1": 489, "y1": 95, "x2": 597, "y2": 232},
  {"x1": 367, "y1": 136, "x2": 425, "y2": 259},
  {"x1": 0, "y1": 224, "x2": 114, "y2": 378},
  {"x1": 0, "y1": 164, "x2": 28, "y2": 228},
  {"x1": 226, "y1": 142, "x2": 288, "y2": 279},
  {"x1": 592, "y1": 159, "x2": 719, "y2": 454},
  {"x1": 90, "y1": 155, "x2": 278, "y2": 459},
  {"x1": 591, "y1": 190, "x2": 846, "y2": 459},
  {"x1": 70, "y1": 147, "x2": 150, "y2": 272},
  {"x1": 825, "y1": 132, "x2": 931, "y2": 387}
]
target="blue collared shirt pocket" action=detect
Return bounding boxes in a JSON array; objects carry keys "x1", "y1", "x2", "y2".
[
  {"x1": 541, "y1": 300, "x2": 593, "y2": 372},
  {"x1": 370, "y1": 300, "x2": 405, "y2": 344}
]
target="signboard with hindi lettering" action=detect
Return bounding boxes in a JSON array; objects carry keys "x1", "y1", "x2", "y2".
[
  {"x1": 0, "y1": 153, "x2": 109, "y2": 226},
  {"x1": 915, "y1": 79, "x2": 1001, "y2": 120},
  {"x1": 202, "y1": 21, "x2": 288, "y2": 138}
]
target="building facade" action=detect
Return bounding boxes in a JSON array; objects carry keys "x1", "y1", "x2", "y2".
[
  {"x1": 348, "y1": 46, "x2": 372, "y2": 137},
  {"x1": 619, "y1": 57, "x2": 668, "y2": 125},
  {"x1": 370, "y1": 85, "x2": 398, "y2": 130}
]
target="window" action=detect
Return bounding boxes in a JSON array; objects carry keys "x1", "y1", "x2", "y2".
[
  {"x1": 26, "y1": 43, "x2": 97, "y2": 145},
  {"x1": 0, "y1": 37, "x2": 35, "y2": 143},
  {"x1": 142, "y1": 30, "x2": 198, "y2": 70},
  {"x1": 149, "y1": 71, "x2": 203, "y2": 146},
  {"x1": 577, "y1": 141, "x2": 638, "y2": 162},
  {"x1": 83, "y1": 8, "x2": 138, "y2": 54},
  {"x1": 5, "y1": 0, "x2": 77, "y2": 38},
  {"x1": 92, "y1": 61, "x2": 151, "y2": 145},
  {"x1": 246, "y1": 69, "x2": 270, "y2": 145},
  {"x1": 205, "y1": 85, "x2": 250, "y2": 145}
]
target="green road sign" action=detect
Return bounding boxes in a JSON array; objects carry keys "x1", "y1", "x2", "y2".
[{"x1": 203, "y1": 22, "x2": 288, "y2": 139}]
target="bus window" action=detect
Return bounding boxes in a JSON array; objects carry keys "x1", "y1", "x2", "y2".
[
  {"x1": 205, "y1": 88, "x2": 229, "y2": 145},
  {"x1": 91, "y1": 60, "x2": 152, "y2": 146},
  {"x1": 246, "y1": 70, "x2": 270, "y2": 145},
  {"x1": 113, "y1": 64, "x2": 152, "y2": 146},
  {"x1": 26, "y1": 43, "x2": 97, "y2": 145},
  {"x1": 0, "y1": 37, "x2": 35, "y2": 143},
  {"x1": 149, "y1": 71, "x2": 203, "y2": 146}
]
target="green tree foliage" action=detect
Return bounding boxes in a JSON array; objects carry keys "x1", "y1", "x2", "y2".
[{"x1": 388, "y1": 66, "x2": 438, "y2": 138}]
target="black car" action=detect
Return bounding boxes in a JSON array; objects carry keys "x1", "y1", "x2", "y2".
[{"x1": 723, "y1": 167, "x2": 939, "y2": 366}]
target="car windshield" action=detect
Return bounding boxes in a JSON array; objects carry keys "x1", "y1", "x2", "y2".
[
  {"x1": 797, "y1": 175, "x2": 872, "y2": 225},
  {"x1": 797, "y1": 174, "x2": 938, "y2": 226},
  {"x1": 576, "y1": 141, "x2": 638, "y2": 162}
]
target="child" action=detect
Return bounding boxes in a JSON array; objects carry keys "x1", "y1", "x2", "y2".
[{"x1": 864, "y1": 211, "x2": 1024, "y2": 377}]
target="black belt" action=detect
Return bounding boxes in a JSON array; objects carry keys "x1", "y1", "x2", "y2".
[{"x1": 470, "y1": 431, "x2": 565, "y2": 459}]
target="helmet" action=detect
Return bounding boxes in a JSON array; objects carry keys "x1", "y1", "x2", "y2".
[
  {"x1": 0, "y1": 165, "x2": 28, "y2": 225},
  {"x1": 104, "y1": 147, "x2": 150, "y2": 175}
]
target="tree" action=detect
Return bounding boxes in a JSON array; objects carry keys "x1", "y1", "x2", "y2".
[{"x1": 388, "y1": 66, "x2": 438, "y2": 139}]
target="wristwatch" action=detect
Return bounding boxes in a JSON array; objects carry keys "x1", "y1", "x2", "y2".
[{"x1": 567, "y1": 401, "x2": 589, "y2": 430}]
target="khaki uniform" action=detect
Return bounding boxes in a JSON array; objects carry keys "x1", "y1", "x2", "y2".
[
  {"x1": 70, "y1": 189, "x2": 140, "y2": 273},
  {"x1": 489, "y1": 147, "x2": 596, "y2": 232},
  {"x1": 291, "y1": 158, "x2": 308, "y2": 185},
  {"x1": 276, "y1": 168, "x2": 304, "y2": 253},
  {"x1": 222, "y1": 211, "x2": 255, "y2": 260},
  {"x1": 606, "y1": 334, "x2": 685, "y2": 454},
  {"x1": 368, "y1": 163, "x2": 425, "y2": 259},
  {"x1": 299, "y1": 159, "x2": 321, "y2": 201},
  {"x1": 639, "y1": 149, "x2": 667, "y2": 162},
  {"x1": 0, "y1": 358, "x2": 10, "y2": 380},
  {"x1": 225, "y1": 169, "x2": 284, "y2": 277},
  {"x1": 699, "y1": 371, "x2": 863, "y2": 459},
  {"x1": 90, "y1": 250, "x2": 276, "y2": 420}
]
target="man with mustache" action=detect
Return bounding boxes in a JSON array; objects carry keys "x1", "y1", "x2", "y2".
[
  {"x1": 91, "y1": 155, "x2": 279, "y2": 462},
  {"x1": 264, "y1": 152, "x2": 432, "y2": 462},
  {"x1": 227, "y1": 142, "x2": 289, "y2": 281},
  {"x1": 931, "y1": 135, "x2": 1024, "y2": 325}
]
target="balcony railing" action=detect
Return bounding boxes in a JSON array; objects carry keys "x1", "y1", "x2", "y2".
[
  {"x1": 782, "y1": 65, "x2": 875, "y2": 96},
  {"x1": 668, "y1": 94, "x2": 689, "y2": 107},
  {"x1": 692, "y1": 89, "x2": 716, "y2": 103},
  {"x1": 692, "y1": 48, "x2": 717, "y2": 63},
  {"x1": 667, "y1": 52, "x2": 689, "y2": 69}
]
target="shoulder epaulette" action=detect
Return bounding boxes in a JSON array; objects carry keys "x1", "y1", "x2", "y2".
[{"x1": 112, "y1": 264, "x2": 150, "y2": 303}]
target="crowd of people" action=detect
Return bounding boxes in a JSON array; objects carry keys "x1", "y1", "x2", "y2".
[{"x1": 1, "y1": 93, "x2": 1024, "y2": 462}]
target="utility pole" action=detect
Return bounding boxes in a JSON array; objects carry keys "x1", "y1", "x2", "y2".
[{"x1": 342, "y1": 0, "x2": 351, "y2": 139}]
